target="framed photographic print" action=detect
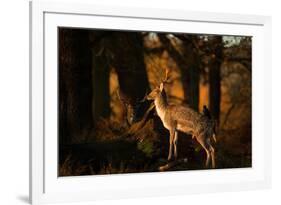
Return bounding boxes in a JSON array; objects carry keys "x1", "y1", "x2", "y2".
[{"x1": 30, "y1": 0, "x2": 271, "y2": 204}]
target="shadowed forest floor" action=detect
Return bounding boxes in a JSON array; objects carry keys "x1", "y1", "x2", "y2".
[{"x1": 59, "y1": 117, "x2": 251, "y2": 176}]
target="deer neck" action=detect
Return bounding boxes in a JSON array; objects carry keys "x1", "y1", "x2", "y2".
[{"x1": 155, "y1": 91, "x2": 168, "y2": 120}]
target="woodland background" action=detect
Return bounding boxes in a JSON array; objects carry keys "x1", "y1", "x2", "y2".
[{"x1": 58, "y1": 28, "x2": 252, "y2": 176}]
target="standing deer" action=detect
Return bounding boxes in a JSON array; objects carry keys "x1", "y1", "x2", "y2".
[{"x1": 146, "y1": 69, "x2": 217, "y2": 168}]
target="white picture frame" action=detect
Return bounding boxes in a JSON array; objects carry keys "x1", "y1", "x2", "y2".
[{"x1": 30, "y1": 0, "x2": 272, "y2": 204}]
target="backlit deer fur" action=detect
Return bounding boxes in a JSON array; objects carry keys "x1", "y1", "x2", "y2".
[{"x1": 147, "y1": 81, "x2": 216, "y2": 168}]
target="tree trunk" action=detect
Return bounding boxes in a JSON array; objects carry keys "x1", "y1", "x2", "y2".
[
  {"x1": 209, "y1": 36, "x2": 223, "y2": 124},
  {"x1": 182, "y1": 37, "x2": 200, "y2": 111},
  {"x1": 59, "y1": 28, "x2": 93, "y2": 144},
  {"x1": 158, "y1": 34, "x2": 200, "y2": 110},
  {"x1": 108, "y1": 31, "x2": 150, "y2": 123},
  {"x1": 89, "y1": 33, "x2": 111, "y2": 123}
]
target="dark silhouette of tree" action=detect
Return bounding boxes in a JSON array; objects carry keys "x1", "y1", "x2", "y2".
[
  {"x1": 59, "y1": 28, "x2": 93, "y2": 144},
  {"x1": 181, "y1": 36, "x2": 200, "y2": 111},
  {"x1": 89, "y1": 32, "x2": 111, "y2": 123},
  {"x1": 158, "y1": 34, "x2": 200, "y2": 111},
  {"x1": 208, "y1": 36, "x2": 223, "y2": 123},
  {"x1": 107, "y1": 31, "x2": 150, "y2": 123}
]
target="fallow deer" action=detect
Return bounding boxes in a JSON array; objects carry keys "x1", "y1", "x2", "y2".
[{"x1": 146, "y1": 69, "x2": 217, "y2": 168}]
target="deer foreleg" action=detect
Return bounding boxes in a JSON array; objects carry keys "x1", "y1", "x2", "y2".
[
  {"x1": 168, "y1": 128, "x2": 175, "y2": 161},
  {"x1": 173, "y1": 131, "x2": 178, "y2": 159}
]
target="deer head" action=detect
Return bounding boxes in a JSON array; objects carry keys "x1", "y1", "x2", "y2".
[
  {"x1": 146, "y1": 83, "x2": 164, "y2": 100},
  {"x1": 146, "y1": 68, "x2": 170, "y2": 100}
]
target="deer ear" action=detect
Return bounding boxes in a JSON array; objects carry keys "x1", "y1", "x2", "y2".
[{"x1": 159, "y1": 83, "x2": 164, "y2": 91}]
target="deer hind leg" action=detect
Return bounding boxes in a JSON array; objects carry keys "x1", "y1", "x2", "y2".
[
  {"x1": 197, "y1": 136, "x2": 211, "y2": 168},
  {"x1": 173, "y1": 131, "x2": 178, "y2": 159},
  {"x1": 205, "y1": 148, "x2": 211, "y2": 168},
  {"x1": 204, "y1": 139, "x2": 216, "y2": 168},
  {"x1": 210, "y1": 144, "x2": 215, "y2": 168},
  {"x1": 168, "y1": 127, "x2": 175, "y2": 161},
  {"x1": 206, "y1": 137, "x2": 216, "y2": 168}
]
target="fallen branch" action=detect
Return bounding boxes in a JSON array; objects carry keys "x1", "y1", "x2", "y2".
[{"x1": 158, "y1": 158, "x2": 188, "y2": 171}]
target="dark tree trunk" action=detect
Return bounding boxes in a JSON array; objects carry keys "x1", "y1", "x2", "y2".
[
  {"x1": 181, "y1": 66, "x2": 199, "y2": 110},
  {"x1": 108, "y1": 31, "x2": 150, "y2": 123},
  {"x1": 91, "y1": 51, "x2": 111, "y2": 123},
  {"x1": 182, "y1": 37, "x2": 200, "y2": 111},
  {"x1": 208, "y1": 36, "x2": 223, "y2": 124},
  {"x1": 59, "y1": 28, "x2": 93, "y2": 144},
  {"x1": 89, "y1": 33, "x2": 111, "y2": 123},
  {"x1": 158, "y1": 34, "x2": 200, "y2": 111}
]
